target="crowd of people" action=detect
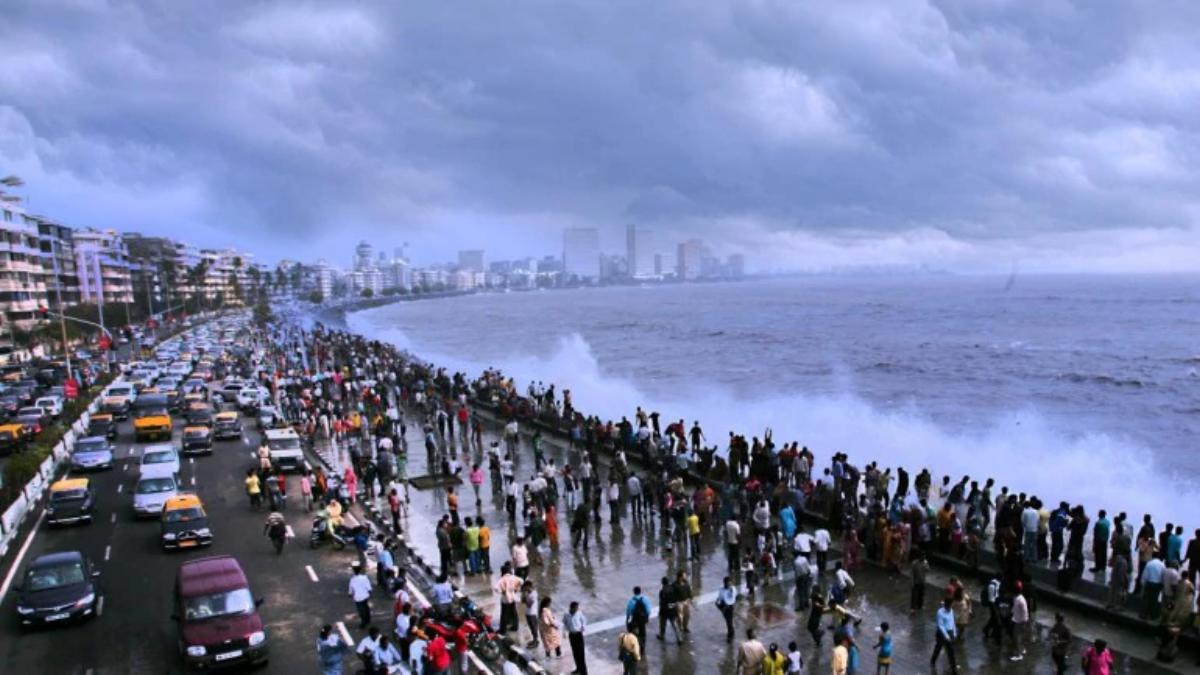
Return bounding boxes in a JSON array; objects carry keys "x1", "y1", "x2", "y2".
[{"x1": 244, "y1": 317, "x2": 1199, "y2": 672}]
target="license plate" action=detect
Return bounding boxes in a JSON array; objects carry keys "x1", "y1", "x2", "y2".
[
  {"x1": 214, "y1": 650, "x2": 242, "y2": 661},
  {"x1": 45, "y1": 612, "x2": 70, "y2": 622},
  {"x1": 180, "y1": 540, "x2": 197, "y2": 548}
]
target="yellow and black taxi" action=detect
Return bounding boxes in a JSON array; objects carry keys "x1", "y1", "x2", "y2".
[
  {"x1": 0, "y1": 423, "x2": 28, "y2": 456},
  {"x1": 180, "y1": 426, "x2": 213, "y2": 456},
  {"x1": 160, "y1": 494, "x2": 212, "y2": 550},
  {"x1": 184, "y1": 401, "x2": 213, "y2": 427},
  {"x1": 46, "y1": 478, "x2": 96, "y2": 526},
  {"x1": 213, "y1": 411, "x2": 243, "y2": 441},
  {"x1": 133, "y1": 394, "x2": 174, "y2": 442},
  {"x1": 86, "y1": 413, "x2": 119, "y2": 440}
]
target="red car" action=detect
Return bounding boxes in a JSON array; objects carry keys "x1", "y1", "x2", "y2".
[{"x1": 173, "y1": 555, "x2": 269, "y2": 669}]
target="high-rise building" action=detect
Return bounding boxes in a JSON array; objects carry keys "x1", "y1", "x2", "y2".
[
  {"x1": 625, "y1": 225, "x2": 657, "y2": 279},
  {"x1": 354, "y1": 241, "x2": 374, "y2": 271},
  {"x1": 35, "y1": 216, "x2": 80, "y2": 307},
  {"x1": 0, "y1": 204, "x2": 51, "y2": 329},
  {"x1": 73, "y1": 229, "x2": 135, "y2": 306},
  {"x1": 457, "y1": 249, "x2": 484, "y2": 272},
  {"x1": 677, "y1": 239, "x2": 703, "y2": 280},
  {"x1": 562, "y1": 228, "x2": 600, "y2": 280}
]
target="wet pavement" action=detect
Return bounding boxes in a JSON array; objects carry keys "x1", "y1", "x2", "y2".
[{"x1": 367, "y1": 407, "x2": 1198, "y2": 675}]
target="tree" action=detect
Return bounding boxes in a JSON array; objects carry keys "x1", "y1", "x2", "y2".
[
  {"x1": 360, "y1": 288, "x2": 374, "y2": 298},
  {"x1": 306, "y1": 290, "x2": 324, "y2": 304},
  {"x1": 381, "y1": 287, "x2": 397, "y2": 296},
  {"x1": 252, "y1": 296, "x2": 273, "y2": 326},
  {"x1": 274, "y1": 267, "x2": 286, "y2": 291}
]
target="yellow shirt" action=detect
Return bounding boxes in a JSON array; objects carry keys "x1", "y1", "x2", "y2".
[
  {"x1": 763, "y1": 652, "x2": 787, "y2": 675},
  {"x1": 831, "y1": 645, "x2": 848, "y2": 675},
  {"x1": 245, "y1": 475, "x2": 260, "y2": 495},
  {"x1": 479, "y1": 526, "x2": 491, "y2": 548},
  {"x1": 687, "y1": 514, "x2": 701, "y2": 535}
]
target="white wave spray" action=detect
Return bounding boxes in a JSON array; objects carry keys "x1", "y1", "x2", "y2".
[{"x1": 347, "y1": 310, "x2": 1198, "y2": 529}]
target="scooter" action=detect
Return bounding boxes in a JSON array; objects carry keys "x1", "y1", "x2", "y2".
[{"x1": 309, "y1": 514, "x2": 348, "y2": 550}]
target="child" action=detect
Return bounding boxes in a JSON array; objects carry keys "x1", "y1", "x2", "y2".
[
  {"x1": 786, "y1": 641, "x2": 804, "y2": 674},
  {"x1": 761, "y1": 546, "x2": 777, "y2": 587},
  {"x1": 742, "y1": 547, "x2": 758, "y2": 597},
  {"x1": 873, "y1": 622, "x2": 892, "y2": 675}
]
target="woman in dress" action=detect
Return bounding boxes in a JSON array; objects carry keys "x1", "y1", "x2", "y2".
[{"x1": 538, "y1": 596, "x2": 562, "y2": 659}]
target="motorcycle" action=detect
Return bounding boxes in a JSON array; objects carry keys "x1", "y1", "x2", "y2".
[{"x1": 419, "y1": 597, "x2": 502, "y2": 662}]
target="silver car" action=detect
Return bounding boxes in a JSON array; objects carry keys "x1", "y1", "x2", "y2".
[
  {"x1": 71, "y1": 437, "x2": 114, "y2": 472},
  {"x1": 139, "y1": 445, "x2": 181, "y2": 478},
  {"x1": 132, "y1": 471, "x2": 179, "y2": 518}
]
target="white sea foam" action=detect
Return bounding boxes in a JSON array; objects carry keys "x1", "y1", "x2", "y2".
[{"x1": 347, "y1": 311, "x2": 1198, "y2": 529}]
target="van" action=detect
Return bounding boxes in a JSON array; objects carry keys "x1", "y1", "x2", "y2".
[
  {"x1": 263, "y1": 428, "x2": 304, "y2": 473},
  {"x1": 173, "y1": 556, "x2": 268, "y2": 669}
]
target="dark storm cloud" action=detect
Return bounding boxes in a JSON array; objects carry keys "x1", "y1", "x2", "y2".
[{"x1": 1, "y1": 0, "x2": 1198, "y2": 270}]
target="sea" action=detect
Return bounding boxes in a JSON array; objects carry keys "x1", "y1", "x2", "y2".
[{"x1": 346, "y1": 274, "x2": 1200, "y2": 527}]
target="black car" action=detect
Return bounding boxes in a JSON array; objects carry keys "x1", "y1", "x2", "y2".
[
  {"x1": 180, "y1": 426, "x2": 213, "y2": 455},
  {"x1": 184, "y1": 406, "x2": 213, "y2": 428},
  {"x1": 212, "y1": 412, "x2": 242, "y2": 440},
  {"x1": 86, "y1": 414, "x2": 119, "y2": 440},
  {"x1": 15, "y1": 551, "x2": 100, "y2": 627}
]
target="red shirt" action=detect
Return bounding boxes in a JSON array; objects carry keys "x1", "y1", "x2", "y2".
[{"x1": 427, "y1": 636, "x2": 452, "y2": 669}]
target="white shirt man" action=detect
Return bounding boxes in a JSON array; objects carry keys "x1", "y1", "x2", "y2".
[
  {"x1": 348, "y1": 571, "x2": 373, "y2": 602},
  {"x1": 793, "y1": 531, "x2": 814, "y2": 557},
  {"x1": 813, "y1": 528, "x2": 831, "y2": 552},
  {"x1": 725, "y1": 519, "x2": 742, "y2": 546}
]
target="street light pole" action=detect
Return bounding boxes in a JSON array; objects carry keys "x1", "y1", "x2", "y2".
[{"x1": 52, "y1": 241, "x2": 72, "y2": 381}]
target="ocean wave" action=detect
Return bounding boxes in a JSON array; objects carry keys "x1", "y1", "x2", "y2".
[
  {"x1": 1054, "y1": 373, "x2": 1147, "y2": 387},
  {"x1": 347, "y1": 308, "x2": 1198, "y2": 528}
]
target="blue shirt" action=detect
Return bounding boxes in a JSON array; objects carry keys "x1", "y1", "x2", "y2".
[
  {"x1": 1167, "y1": 535, "x2": 1183, "y2": 562},
  {"x1": 878, "y1": 634, "x2": 892, "y2": 658},
  {"x1": 717, "y1": 587, "x2": 737, "y2": 608},
  {"x1": 936, "y1": 607, "x2": 956, "y2": 639},
  {"x1": 432, "y1": 581, "x2": 454, "y2": 605},
  {"x1": 378, "y1": 548, "x2": 394, "y2": 570},
  {"x1": 625, "y1": 595, "x2": 651, "y2": 620},
  {"x1": 1142, "y1": 558, "x2": 1166, "y2": 584}
]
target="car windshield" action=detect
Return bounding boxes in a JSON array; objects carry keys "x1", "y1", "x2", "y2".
[
  {"x1": 185, "y1": 430, "x2": 207, "y2": 438},
  {"x1": 137, "y1": 477, "x2": 175, "y2": 494},
  {"x1": 75, "y1": 440, "x2": 108, "y2": 453},
  {"x1": 51, "y1": 489, "x2": 87, "y2": 502},
  {"x1": 144, "y1": 451, "x2": 175, "y2": 465},
  {"x1": 108, "y1": 387, "x2": 132, "y2": 397},
  {"x1": 270, "y1": 439, "x2": 301, "y2": 451},
  {"x1": 26, "y1": 561, "x2": 86, "y2": 591},
  {"x1": 137, "y1": 408, "x2": 169, "y2": 418},
  {"x1": 163, "y1": 506, "x2": 204, "y2": 523},
  {"x1": 183, "y1": 587, "x2": 254, "y2": 621}
]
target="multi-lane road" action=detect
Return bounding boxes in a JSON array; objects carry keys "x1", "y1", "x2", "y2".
[{"x1": 0, "y1": 401, "x2": 382, "y2": 674}]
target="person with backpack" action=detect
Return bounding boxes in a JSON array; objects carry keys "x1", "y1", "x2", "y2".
[
  {"x1": 625, "y1": 586, "x2": 652, "y2": 656},
  {"x1": 264, "y1": 510, "x2": 287, "y2": 554}
]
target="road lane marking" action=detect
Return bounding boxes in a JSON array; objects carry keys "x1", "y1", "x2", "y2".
[
  {"x1": 117, "y1": 484, "x2": 124, "y2": 493},
  {"x1": 189, "y1": 458, "x2": 194, "y2": 465},
  {"x1": 104, "y1": 545, "x2": 111, "y2": 561},
  {"x1": 335, "y1": 621, "x2": 353, "y2": 647},
  {"x1": 305, "y1": 565, "x2": 319, "y2": 582},
  {"x1": 285, "y1": 525, "x2": 295, "y2": 539},
  {"x1": 0, "y1": 509, "x2": 46, "y2": 599},
  {"x1": 190, "y1": 476, "x2": 196, "y2": 486},
  {"x1": 110, "y1": 513, "x2": 116, "y2": 523},
  {"x1": 97, "y1": 595, "x2": 104, "y2": 616}
]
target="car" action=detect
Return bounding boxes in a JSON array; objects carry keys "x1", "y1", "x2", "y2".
[
  {"x1": 86, "y1": 413, "x2": 119, "y2": 440},
  {"x1": 140, "y1": 445, "x2": 181, "y2": 477},
  {"x1": 134, "y1": 396, "x2": 173, "y2": 442},
  {"x1": 212, "y1": 411, "x2": 242, "y2": 440},
  {"x1": 16, "y1": 411, "x2": 44, "y2": 436},
  {"x1": 71, "y1": 436, "x2": 114, "y2": 471},
  {"x1": 0, "y1": 394, "x2": 21, "y2": 419},
  {"x1": 180, "y1": 426, "x2": 213, "y2": 456},
  {"x1": 161, "y1": 494, "x2": 213, "y2": 550},
  {"x1": 105, "y1": 383, "x2": 137, "y2": 402},
  {"x1": 0, "y1": 423, "x2": 28, "y2": 456},
  {"x1": 46, "y1": 478, "x2": 96, "y2": 526},
  {"x1": 184, "y1": 402, "x2": 214, "y2": 428},
  {"x1": 17, "y1": 405, "x2": 49, "y2": 428},
  {"x1": 173, "y1": 556, "x2": 268, "y2": 669},
  {"x1": 255, "y1": 405, "x2": 279, "y2": 430},
  {"x1": 181, "y1": 379, "x2": 208, "y2": 398},
  {"x1": 263, "y1": 428, "x2": 304, "y2": 472},
  {"x1": 100, "y1": 395, "x2": 132, "y2": 420},
  {"x1": 14, "y1": 551, "x2": 100, "y2": 628},
  {"x1": 34, "y1": 395, "x2": 64, "y2": 419},
  {"x1": 133, "y1": 470, "x2": 180, "y2": 518},
  {"x1": 235, "y1": 387, "x2": 265, "y2": 413}
]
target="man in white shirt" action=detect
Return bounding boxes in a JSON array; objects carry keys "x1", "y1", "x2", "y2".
[
  {"x1": 356, "y1": 626, "x2": 381, "y2": 670},
  {"x1": 564, "y1": 601, "x2": 589, "y2": 674},
  {"x1": 1021, "y1": 502, "x2": 1040, "y2": 561},
  {"x1": 348, "y1": 563, "x2": 373, "y2": 628},
  {"x1": 793, "y1": 528, "x2": 813, "y2": 558},
  {"x1": 793, "y1": 554, "x2": 813, "y2": 611},
  {"x1": 626, "y1": 474, "x2": 643, "y2": 518},
  {"x1": 725, "y1": 518, "x2": 742, "y2": 573},
  {"x1": 813, "y1": 528, "x2": 831, "y2": 574}
]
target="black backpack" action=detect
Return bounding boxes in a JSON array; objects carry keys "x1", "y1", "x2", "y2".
[{"x1": 630, "y1": 597, "x2": 649, "y2": 626}]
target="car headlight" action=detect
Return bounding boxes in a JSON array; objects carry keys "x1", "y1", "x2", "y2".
[
  {"x1": 75, "y1": 592, "x2": 95, "y2": 608},
  {"x1": 163, "y1": 532, "x2": 177, "y2": 539},
  {"x1": 196, "y1": 527, "x2": 211, "y2": 536},
  {"x1": 186, "y1": 645, "x2": 207, "y2": 657},
  {"x1": 46, "y1": 506, "x2": 55, "y2": 514},
  {"x1": 16, "y1": 606, "x2": 34, "y2": 615},
  {"x1": 248, "y1": 630, "x2": 266, "y2": 646}
]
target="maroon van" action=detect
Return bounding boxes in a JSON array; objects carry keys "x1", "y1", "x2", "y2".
[{"x1": 173, "y1": 555, "x2": 269, "y2": 670}]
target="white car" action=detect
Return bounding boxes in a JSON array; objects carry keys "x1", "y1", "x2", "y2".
[
  {"x1": 139, "y1": 445, "x2": 181, "y2": 478},
  {"x1": 35, "y1": 395, "x2": 64, "y2": 419},
  {"x1": 105, "y1": 384, "x2": 138, "y2": 405},
  {"x1": 236, "y1": 387, "x2": 266, "y2": 411}
]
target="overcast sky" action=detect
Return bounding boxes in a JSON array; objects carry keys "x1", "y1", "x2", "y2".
[{"x1": 2, "y1": 1, "x2": 1199, "y2": 273}]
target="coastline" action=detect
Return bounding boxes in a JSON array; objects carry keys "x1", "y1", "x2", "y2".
[{"x1": 320, "y1": 297, "x2": 1198, "y2": 656}]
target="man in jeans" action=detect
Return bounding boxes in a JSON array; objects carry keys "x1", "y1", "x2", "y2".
[{"x1": 930, "y1": 598, "x2": 958, "y2": 671}]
